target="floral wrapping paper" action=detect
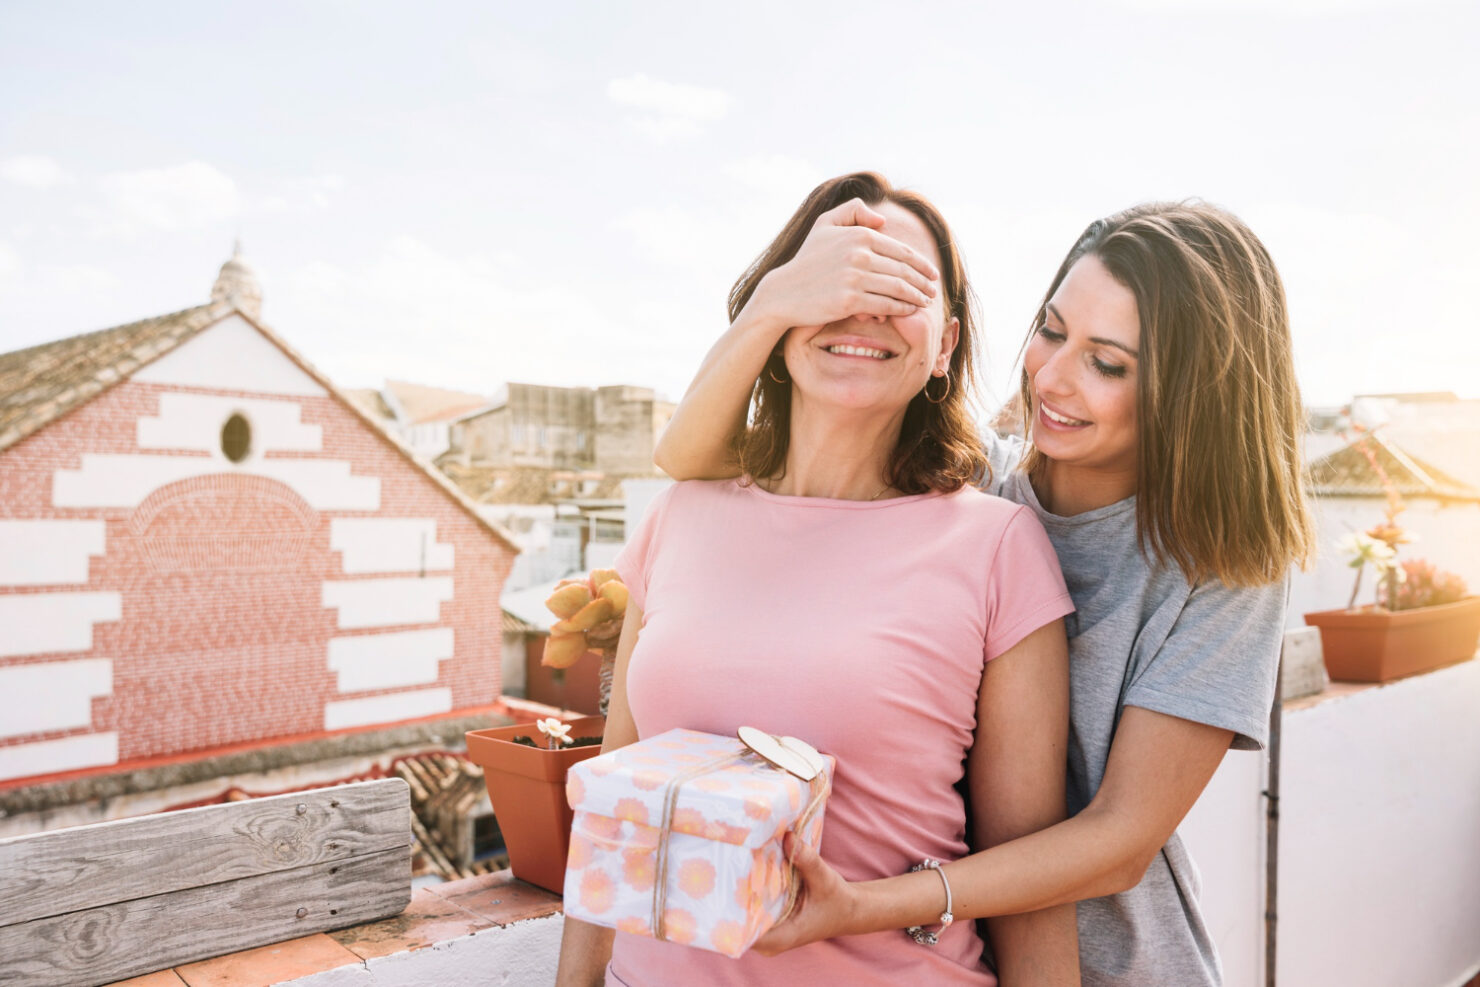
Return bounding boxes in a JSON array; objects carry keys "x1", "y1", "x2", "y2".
[{"x1": 562, "y1": 727, "x2": 833, "y2": 958}]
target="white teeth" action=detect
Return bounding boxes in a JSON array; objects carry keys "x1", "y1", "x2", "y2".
[
  {"x1": 826, "y1": 344, "x2": 891, "y2": 360},
  {"x1": 1043, "y1": 405, "x2": 1090, "y2": 426}
]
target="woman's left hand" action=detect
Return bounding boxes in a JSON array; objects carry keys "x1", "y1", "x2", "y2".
[{"x1": 750, "y1": 833, "x2": 864, "y2": 956}]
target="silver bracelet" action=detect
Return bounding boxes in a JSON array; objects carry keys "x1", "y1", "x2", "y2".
[{"x1": 905, "y1": 858, "x2": 955, "y2": 946}]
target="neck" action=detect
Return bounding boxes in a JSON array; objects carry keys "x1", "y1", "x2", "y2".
[
  {"x1": 1033, "y1": 458, "x2": 1137, "y2": 516},
  {"x1": 765, "y1": 396, "x2": 904, "y2": 500}
]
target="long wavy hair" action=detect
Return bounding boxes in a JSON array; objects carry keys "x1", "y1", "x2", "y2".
[
  {"x1": 729, "y1": 172, "x2": 986, "y2": 494},
  {"x1": 1020, "y1": 202, "x2": 1316, "y2": 586}
]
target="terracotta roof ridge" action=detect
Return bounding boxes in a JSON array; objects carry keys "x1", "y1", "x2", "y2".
[
  {"x1": 0, "y1": 301, "x2": 231, "y2": 455},
  {"x1": 0, "y1": 301, "x2": 216, "y2": 363}
]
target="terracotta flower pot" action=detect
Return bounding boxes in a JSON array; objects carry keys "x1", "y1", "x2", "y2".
[
  {"x1": 465, "y1": 715, "x2": 605, "y2": 892},
  {"x1": 1304, "y1": 596, "x2": 1480, "y2": 683}
]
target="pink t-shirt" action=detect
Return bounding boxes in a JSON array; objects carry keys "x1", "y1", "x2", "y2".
[{"x1": 608, "y1": 478, "x2": 1074, "y2": 987}]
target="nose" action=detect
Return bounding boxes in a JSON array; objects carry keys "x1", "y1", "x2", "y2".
[
  {"x1": 1034, "y1": 346, "x2": 1073, "y2": 400},
  {"x1": 858, "y1": 313, "x2": 886, "y2": 324}
]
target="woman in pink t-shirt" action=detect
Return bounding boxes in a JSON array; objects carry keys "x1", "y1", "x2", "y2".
[
  {"x1": 555, "y1": 175, "x2": 1081, "y2": 985},
  {"x1": 650, "y1": 178, "x2": 1317, "y2": 986}
]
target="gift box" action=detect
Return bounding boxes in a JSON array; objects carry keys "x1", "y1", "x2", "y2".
[{"x1": 562, "y1": 727, "x2": 833, "y2": 958}]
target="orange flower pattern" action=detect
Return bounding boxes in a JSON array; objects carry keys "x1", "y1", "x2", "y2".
[
  {"x1": 677, "y1": 857, "x2": 716, "y2": 898},
  {"x1": 561, "y1": 727, "x2": 834, "y2": 958},
  {"x1": 613, "y1": 797, "x2": 650, "y2": 825},
  {"x1": 579, "y1": 867, "x2": 615, "y2": 914},
  {"x1": 567, "y1": 832, "x2": 593, "y2": 870},
  {"x1": 662, "y1": 908, "x2": 698, "y2": 944},
  {"x1": 622, "y1": 847, "x2": 657, "y2": 892}
]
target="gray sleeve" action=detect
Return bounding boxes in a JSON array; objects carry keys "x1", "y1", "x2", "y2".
[
  {"x1": 1123, "y1": 576, "x2": 1288, "y2": 751},
  {"x1": 981, "y1": 430, "x2": 1026, "y2": 496}
]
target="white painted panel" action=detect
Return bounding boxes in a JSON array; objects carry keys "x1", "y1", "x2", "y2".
[
  {"x1": 322, "y1": 577, "x2": 454, "y2": 630},
  {"x1": 137, "y1": 392, "x2": 322, "y2": 455},
  {"x1": 0, "y1": 732, "x2": 118, "y2": 782},
  {"x1": 0, "y1": 592, "x2": 121, "y2": 658},
  {"x1": 53, "y1": 454, "x2": 379, "y2": 511},
  {"x1": 133, "y1": 315, "x2": 326, "y2": 396},
  {"x1": 330, "y1": 518, "x2": 454, "y2": 574},
  {"x1": 0, "y1": 520, "x2": 105, "y2": 586},
  {"x1": 0, "y1": 659, "x2": 112, "y2": 739},
  {"x1": 1279, "y1": 661, "x2": 1480, "y2": 987},
  {"x1": 323, "y1": 688, "x2": 452, "y2": 731},
  {"x1": 1180, "y1": 749, "x2": 1268, "y2": 987},
  {"x1": 327, "y1": 627, "x2": 454, "y2": 692}
]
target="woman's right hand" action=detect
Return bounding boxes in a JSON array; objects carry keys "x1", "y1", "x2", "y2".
[{"x1": 738, "y1": 198, "x2": 941, "y2": 334}]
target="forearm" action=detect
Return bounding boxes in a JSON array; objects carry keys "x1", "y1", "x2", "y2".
[
  {"x1": 555, "y1": 916, "x2": 614, "y2": 987},
  {"x1": 652, "y1": 304, "x2": 785, "y2": 479},
  {"x1": 847, "y1": 803, "x2": 1146, "y2": 935},
  {"x1": 986, "y1": 906, "x2": 1081, "y2": 986}
]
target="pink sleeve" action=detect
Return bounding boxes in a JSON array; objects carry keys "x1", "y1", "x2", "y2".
[
  {"x1": 612, "y1": 483, "x2": 677, "y2": 613},
  {"x1": 983, "y1": 508, "x2": 1075, "y2": 661}
]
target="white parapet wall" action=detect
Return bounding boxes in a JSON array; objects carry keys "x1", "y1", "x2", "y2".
[
  {"x1": 1182, "y1": 657, "x2": 1480, "y2": 987},
  {"x1": 1279, "y1": 660, "x2": 1480, "y2": 987},
  {"x1": 291, "y1": 912, "x2": 564, "y2": 987}
]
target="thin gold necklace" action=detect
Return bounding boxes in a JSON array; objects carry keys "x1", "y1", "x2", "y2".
[{"x1": 761, "y1": 477, "x2": 893, "y2": 501}]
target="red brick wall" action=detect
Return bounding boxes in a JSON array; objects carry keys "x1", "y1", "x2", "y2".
[{"x1": 0, "y1": 378, "x2": 515, "y2": 769}]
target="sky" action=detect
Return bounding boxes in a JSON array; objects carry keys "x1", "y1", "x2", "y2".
[{"x1": 1, "y1": 0, "x2": 1477, "y2": 412}]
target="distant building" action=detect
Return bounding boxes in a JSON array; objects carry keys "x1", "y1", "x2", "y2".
[
  {"x1": 345, "y1": 379, "x2": 487, "y2": 462},
  {"x1": 0, "y1": 249, "x2": 520, "y2": 826},
  {"x1": 448, "y1": 382, "x2": 674, "y2": 475},
  {"x1": 1292, "y1": 420, "x2": 1480, "y2": 625}
]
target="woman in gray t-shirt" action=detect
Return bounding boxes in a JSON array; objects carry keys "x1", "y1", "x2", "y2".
[{"x1": 652, "y1": 179, "x2": 1315, "y2": 986}]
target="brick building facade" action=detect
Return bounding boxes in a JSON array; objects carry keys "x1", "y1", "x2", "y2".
[{"x1": 0, "y1": 255, "x2": 519, "y2": 792}]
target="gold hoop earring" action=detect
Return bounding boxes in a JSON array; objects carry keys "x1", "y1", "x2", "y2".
[
  {"x1": 768, "y1": 364, "x2": 789, "y2": 385},
  {"x1": 924, "y1": 373, "x2": 951, "y2": 405}
]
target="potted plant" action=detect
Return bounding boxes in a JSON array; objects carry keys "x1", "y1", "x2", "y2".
[
  {"x1": 1304, "y1": 431, "x2": 1480, "y2": 682},
  {"x1": 465, "y1": 714, "x2": 606, "y2": 892},
  {"x1": 465, "y1": 570, "x2": 627, "y2": 892}
]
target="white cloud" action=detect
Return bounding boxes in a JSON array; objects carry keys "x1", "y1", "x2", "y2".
[
  {"x1": 606, "y1": 74, "x2": 732, "y2": 140},
  {"x1": 1, "y1": 155, "x2": 70, "y2": 189},
  {"x1": 0, "y1": 242, "x2": 18, "y2": 282},
  {"x1": 94, "y1": 161, "x2": 240, "y2": 235},
  {"x1": 1112, "y1": 0, "x2": 1442, "y2": 12},
  {"x1": 254, "y1": 174, "x2": 345, "y2": 214},
  {"x1": 722, "y1": 155, "x2": 822, "y2": 198},
  {"x1": 276, "y1": 236, "x2": 659, "y2": 394}
]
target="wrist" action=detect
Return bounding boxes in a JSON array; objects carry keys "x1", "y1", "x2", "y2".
[
  {"x1": 848, "y1": 877, "x2": 898, "y2": 936},
  {"x1": 733, "y1": 277, "x2": 792, "y2": 344}
]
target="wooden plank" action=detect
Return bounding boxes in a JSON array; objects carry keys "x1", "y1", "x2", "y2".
[
  {"x1": 0, "y1": 844, "x2": 410, "y2": 987},
  {"x1": 0, "y1": 779, "x2": 410, "y2": 927}
]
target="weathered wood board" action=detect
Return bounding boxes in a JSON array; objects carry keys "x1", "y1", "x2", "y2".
[
  {"x1": 0, "y1": 779, "x2": 409, "y2": 926},
  {"x1": 0, "y1": 779, "x2": 412, "y2": 987}
]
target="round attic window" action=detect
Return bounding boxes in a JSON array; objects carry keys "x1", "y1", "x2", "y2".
[{"x1": 221, "y1": 413, "x2": 252, "y2": 463}]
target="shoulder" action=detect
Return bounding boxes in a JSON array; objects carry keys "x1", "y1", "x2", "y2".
[
  {"x1": 933, "y1": 483, "x2": 1036, "y2": 533},
  {"x1": 935, "y1": 488, "x2": 1059, "y2": 578},
  {"x1": 643, "y1": 478, "x2": 745, "y2": 521}
]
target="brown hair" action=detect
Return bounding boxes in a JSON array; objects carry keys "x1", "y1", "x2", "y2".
[
  {"x1": 1020, "y1": 202, "x2": 1316, "y2": 587},
  {"x1": 729, "y1": 172, "x2": 986, "y2": 494}
]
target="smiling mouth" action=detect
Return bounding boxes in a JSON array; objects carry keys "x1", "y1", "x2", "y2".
[
  {"x1": 825, "y1": 344, "x2": 894, "y2": 360},
  {"x1": 1041, "y1": 403, "x2": 1092, "y2": 427}
]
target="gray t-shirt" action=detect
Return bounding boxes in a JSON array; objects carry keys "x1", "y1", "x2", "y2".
[{"x1": 984, "y1": 433, "x2": 1284, "y2": 987}]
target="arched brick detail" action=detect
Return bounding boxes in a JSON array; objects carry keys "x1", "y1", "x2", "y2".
[{"x1": 129, "y1": 474, "x2": 316, "y2": 573}]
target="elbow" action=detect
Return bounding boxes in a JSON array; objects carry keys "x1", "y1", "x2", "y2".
[
  {"x1": 651, "y1": 438, "x2": 678, "y2": 479},
  {"x1": 1076, "y1": 801, "x2": 1163, "y2": 897},
  {"x1": 1103, "y1": 849, "x2": 1159, "y2": 896}
]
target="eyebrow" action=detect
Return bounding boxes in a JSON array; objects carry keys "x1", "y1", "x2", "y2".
[{"x1": 1046, "y1": 303, "x2": 1140, "y2": 359}]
